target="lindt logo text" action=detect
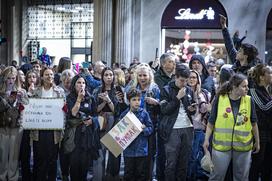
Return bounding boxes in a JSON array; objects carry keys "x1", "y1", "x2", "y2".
[{"x1": 175, "y1": 7, "x2": 215, "y2": 20}]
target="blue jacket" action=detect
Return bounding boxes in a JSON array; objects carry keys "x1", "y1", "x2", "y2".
[
  {"x1": 85, "y1": 74, "x2": 101, "y2": 94},
  {"x1": 121, "y1": 108, "x2": 153, "y2": 157}
]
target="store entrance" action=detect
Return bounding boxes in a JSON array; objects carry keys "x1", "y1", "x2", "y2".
[{"x1": 161, "y1": 0, "x2": 228, "y2": 64}]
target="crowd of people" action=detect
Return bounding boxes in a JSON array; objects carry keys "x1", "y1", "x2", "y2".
[{"x1": 0, "y1": 15, "x2": 271, "y2": 181}]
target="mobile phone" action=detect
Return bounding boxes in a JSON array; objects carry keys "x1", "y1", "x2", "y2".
[
  {"x1": 116, "y1": 86, "x2": 123, "y2": 93},
  {"x1": 10, "y1": 91, "x2": 17, "y2": 98}
]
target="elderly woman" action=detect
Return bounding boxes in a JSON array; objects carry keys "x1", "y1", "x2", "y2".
[
  {"x1": 0, "y1": 66, "x2": 28, "y2": 181},
  {"x1": 30, "y1": 67, "x2": 65, "y2": 181},
  {"x1": 59, "y1": 69, "x2": 75, "y2": 96}
]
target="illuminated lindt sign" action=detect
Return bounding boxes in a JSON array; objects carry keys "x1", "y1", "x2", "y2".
[{"x1": 175, "y1": 7, "x2": 215, "y2": 20}]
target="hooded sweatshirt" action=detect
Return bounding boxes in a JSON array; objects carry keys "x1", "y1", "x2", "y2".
[{"x1": 189, "y1": 55, "x2": 215, "y2": 98}]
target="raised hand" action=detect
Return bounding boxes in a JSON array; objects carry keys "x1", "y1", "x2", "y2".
[{"x1": 219, "y1": 14, "x2": 227, "y2": 29}]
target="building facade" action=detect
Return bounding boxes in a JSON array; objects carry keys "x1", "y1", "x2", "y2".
[{"x1": 0, "y1": 0, "x2": 272, "y2": 66}]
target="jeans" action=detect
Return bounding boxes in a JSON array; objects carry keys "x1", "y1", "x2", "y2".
[{"x1": 187, "y1": 130, "x2": 208, "y2": 179}]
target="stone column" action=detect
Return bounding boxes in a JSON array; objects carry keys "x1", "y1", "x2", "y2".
[
  {"x1": 93, "y1": 0, "x2": 113, "y2": 66},
  {"x1": 113, "y1": 0, "x2": 133, "y2": 66}
]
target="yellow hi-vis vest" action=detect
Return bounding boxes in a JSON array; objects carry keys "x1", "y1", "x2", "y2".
[{"x1": 212, "y1": 95, "x2": 253, "y2": 152}]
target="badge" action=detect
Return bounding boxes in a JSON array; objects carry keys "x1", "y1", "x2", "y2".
[{"x1": 84, "y1": 103, "x2": 89, "y2": 108}]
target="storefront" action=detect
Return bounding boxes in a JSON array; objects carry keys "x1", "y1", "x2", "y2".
[{"x1": 160, "y1": 0, "x2": 228, "y2": 63}]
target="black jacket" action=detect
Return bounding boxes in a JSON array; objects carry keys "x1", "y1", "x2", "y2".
[
  {"x1": 249, "y1": 84, "x2": 272, "y2": 142},
  {"x1": 154, "y1": 68, "x2": 174, "y2": 91},
  {"x1": 158, "y1": 81, "x2": 195, "y2": 142},
  {"x1": 222, "y1": 28, "x2": 257, "y2": 76}
]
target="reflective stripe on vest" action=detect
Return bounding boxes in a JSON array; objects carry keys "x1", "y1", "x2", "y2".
[{"x1": 212, "y1": 95, "x2": 253, "y2": 152}]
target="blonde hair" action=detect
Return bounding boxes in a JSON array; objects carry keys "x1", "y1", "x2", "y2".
[
  {"x1": 114, "y1": 68, "x2": 126, "y2": 87},
  {"x1": 132, "y1": 63, "x2": 154, "y2": 88},
  {"x1": 0, "y1": 66, "x2": 21, "y2": 94}
]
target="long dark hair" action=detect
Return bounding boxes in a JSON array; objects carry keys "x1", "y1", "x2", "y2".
[
  {"x1": 217, "y1": 73, "x2": 247, "y2": 96},
  {"x1": 25, "y1": 70, "x2": 40, "y2": 90},
  {"x1": 249, "y1": 63, "x2": 270, "y2": 85},
  {"x1": 57, "y1": 57, "x2": 72, "y2": 73},
  {"x1": 101, "y1": 67, "x2": 115, "y2": 92},
  {"x1": 69, "y1": 73, "x2": 88, "y2": 97}
]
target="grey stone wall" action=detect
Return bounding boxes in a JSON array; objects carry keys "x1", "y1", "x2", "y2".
[{"x1": 139, "y1": 0, "x2": 272, "y2": 63}]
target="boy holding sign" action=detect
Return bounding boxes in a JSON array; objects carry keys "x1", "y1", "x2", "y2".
[{"x1": 120, "y1": 88, "x2": 153, "y2": 181}]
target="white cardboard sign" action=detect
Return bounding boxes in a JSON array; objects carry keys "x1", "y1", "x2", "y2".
[{"x1": 21, "y1": 98, "x2": 65, "y2": 130}]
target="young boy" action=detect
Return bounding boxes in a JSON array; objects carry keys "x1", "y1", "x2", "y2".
[{"x1": 120, "y1": 88, "x2": 153, "y2": 181}]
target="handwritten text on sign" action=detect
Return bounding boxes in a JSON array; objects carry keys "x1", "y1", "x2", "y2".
[
  {"x1": 109, "y1": 112, "x2": 143, "y2": 149},
  {"x1": 22, "y1": 98, "x2": 65, "y2": 130}
]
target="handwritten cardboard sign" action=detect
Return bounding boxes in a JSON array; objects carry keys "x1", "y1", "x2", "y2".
[
  {"x1": 100, "y1": 111, "x2": 143, "y2": 157},
  {"x1": 21, "y1": 98, "x2": 65, "y2": 130}
]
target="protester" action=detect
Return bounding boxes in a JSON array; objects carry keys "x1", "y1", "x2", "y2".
[
  {"x1": 0, "y1": 66, "x2": 28, "y2": 181},
  {"x1": 189, "y1": 54, "x2": 216, "y2": 98},
  {"x1": 30, "y1": 68, "x2": 65, "y2": 181},
  {"x1": 20, "y1": 69, "x2": 40, "y2": 181},
  {"x1": 187, "y1": 70, "x2": 211, "y2": 180},
  {"x1": 131, "y1": 63, "x2": 160, "y2": 180},
  {"x1": 65, "y1": 74, "x2": 100, "y2": 181},
  {"x1": 203, "y1": 74, "x2": 260, "y2": 180},
  {"x1": 159, "y1": 63, "x2": 196, "y2": 181},
  {"x1": 220, "y1": 15, "x2": 259, "y2": 76},
  {"x1": 38, "y1": 47, "x2": 52, "y2": 67},
  {"x1": 249, "y1": 64, "x2": 272, "y2": 181},
  {"x1": 121, "y1": 88, "x2": 153, "y2": 181}
]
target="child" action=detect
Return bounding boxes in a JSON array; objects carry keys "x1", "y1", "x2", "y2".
[{"x1": 120, "y1": 88, "x2": 153, "y2": 181}]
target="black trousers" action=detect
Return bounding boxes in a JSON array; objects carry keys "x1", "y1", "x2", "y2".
[
  {"x1": 20, "y1": 130, "x2": 32, "y2": 181},
  {"x1": 164, "y1": 128, "x2": 193, "y2": 181},
  {"x1": 33, "y1": 131, "x2": 59, "y2": 181},
  {"x1": 124, "y1": 156, "x2": 148, "y2": 181},
  {"x1": 70, "y1": 147, "x2": 92, "y2": 181},
  {"x1": 59, "y1": 146, "x2": 71, "y2": 177},
  {"x1": 249, "y1": 141, "x2": 272, "y2": 181}
]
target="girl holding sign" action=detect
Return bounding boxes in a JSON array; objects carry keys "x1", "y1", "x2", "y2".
[{"x1": 0, "y1": 66, "x2": 28, "y2": 181}]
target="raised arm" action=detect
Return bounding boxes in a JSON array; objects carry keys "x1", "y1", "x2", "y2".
[{"x1": 220, "y1": 14, "x2": 237, "y2": 64}]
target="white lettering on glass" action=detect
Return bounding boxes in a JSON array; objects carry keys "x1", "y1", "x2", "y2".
[{"x1": 175, "y1": 7, "x2": 215, "y2": 20}]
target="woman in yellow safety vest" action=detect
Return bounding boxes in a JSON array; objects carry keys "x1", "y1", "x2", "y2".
[{"x1": 203, "y1": 73, "x2": 260, "y2": 181}]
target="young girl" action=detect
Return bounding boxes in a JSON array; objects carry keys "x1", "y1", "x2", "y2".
[
  {"x1": 203, "y1": 73, "x2": 260, "y2": 180},
  {"x1": 187, "y1": 70, "x2": 211, "y2": 180},
  {"x1": 0, "y1": 66, "x2": 28, "y2": 181},
  {"x1": 20, "y1": 69, "x2": 40, "y2": 181}
]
